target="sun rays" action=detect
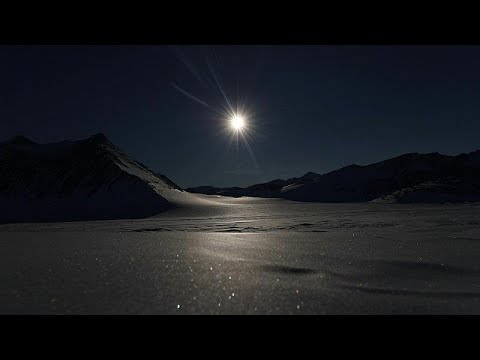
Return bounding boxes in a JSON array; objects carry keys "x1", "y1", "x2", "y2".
[{"x1": 170, "y1": 46, "x2": 259, "y2": 168}]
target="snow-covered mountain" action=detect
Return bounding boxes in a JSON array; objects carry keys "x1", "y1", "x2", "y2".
[
  {"x1": 188, "y1": 150, "x2": 480, "y2": 203},
  {"x1": 281, "y1": 153, "x2": 480, "y2": 202},
  {"x1": 0, "y1": 134, "x2": 190, "y2": 223}
]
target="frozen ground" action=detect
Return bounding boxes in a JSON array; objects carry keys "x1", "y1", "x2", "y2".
[{"x1": 1, "y1": 195, "x2": 480, "y2": 314}]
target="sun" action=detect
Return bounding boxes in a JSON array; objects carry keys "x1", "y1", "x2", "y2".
[{"x1": 230, "y1": 114, "x2": 245, "y2": 131}]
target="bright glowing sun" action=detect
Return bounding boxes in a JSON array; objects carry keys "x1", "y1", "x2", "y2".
[{"x1": 231, "y1": 114, "x2": 245, "y2": 130}]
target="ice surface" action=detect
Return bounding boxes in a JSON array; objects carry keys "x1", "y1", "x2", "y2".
[{"x1": 1, "y1": 195, "x2": 480, "y2": 314}]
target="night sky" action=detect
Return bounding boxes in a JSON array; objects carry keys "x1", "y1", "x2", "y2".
[{"x1": 1, "y1": 45, "x2": 480, "y2": 188}]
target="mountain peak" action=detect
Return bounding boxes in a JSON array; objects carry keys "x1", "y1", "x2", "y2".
[
  {"x1": 460, "y1": 148, "x2": 480, "y2": 166},
  {"x1": 87, "y1": 133, "x2": 109, "y2": 143},
  {"x1": 0, "y1": 133, "x2": 190, "y2": 223},
  {"x1": 301, "y1": 171, "x2": 321, "y2": 179},
  {"x1": 81, "y1": 133, "x2": 115, "y2": 150},
  {"x1": 2, "y1": 136, "x2": 36, "y2": 146}
]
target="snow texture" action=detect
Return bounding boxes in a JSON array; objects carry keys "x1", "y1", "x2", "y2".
[{"x1": 1, "y1": 196, "x2": 480, "y2": 314}]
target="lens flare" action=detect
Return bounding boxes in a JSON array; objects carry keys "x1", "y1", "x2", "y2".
[{"x1": 170, "y1": 46, "x2": 258, "y2": 168}]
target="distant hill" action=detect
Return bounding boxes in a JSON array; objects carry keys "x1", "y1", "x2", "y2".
[
  {"x1": 187, "y1": 151, "x2": 480, "y2": 203},
  {"x1": 0, "y1": 134, "x2": 189, "y2": 223},
  {"x1": 187, "y1": 171, "x2": 322, "y2": 198}
]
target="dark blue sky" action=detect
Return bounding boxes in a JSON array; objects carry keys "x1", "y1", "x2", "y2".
[{"x1": 1, "y1": 45, "x2": 480, "y2": 187}]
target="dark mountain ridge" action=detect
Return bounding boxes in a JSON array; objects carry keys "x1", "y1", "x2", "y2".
[
  {"x1": 188, "y1": 150, "x2": 480, "y2": 203},
  {"x1": 0, "y1": 134, "x2": 187, "y2": 223}
]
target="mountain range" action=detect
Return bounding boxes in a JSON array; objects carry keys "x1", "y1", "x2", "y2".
[
  {"x1": 188, "y1": 150, "x2": 480, "y2": 203},
  {"x1": 2, "y1": 133, "x2": 480, "y2": 224}
]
